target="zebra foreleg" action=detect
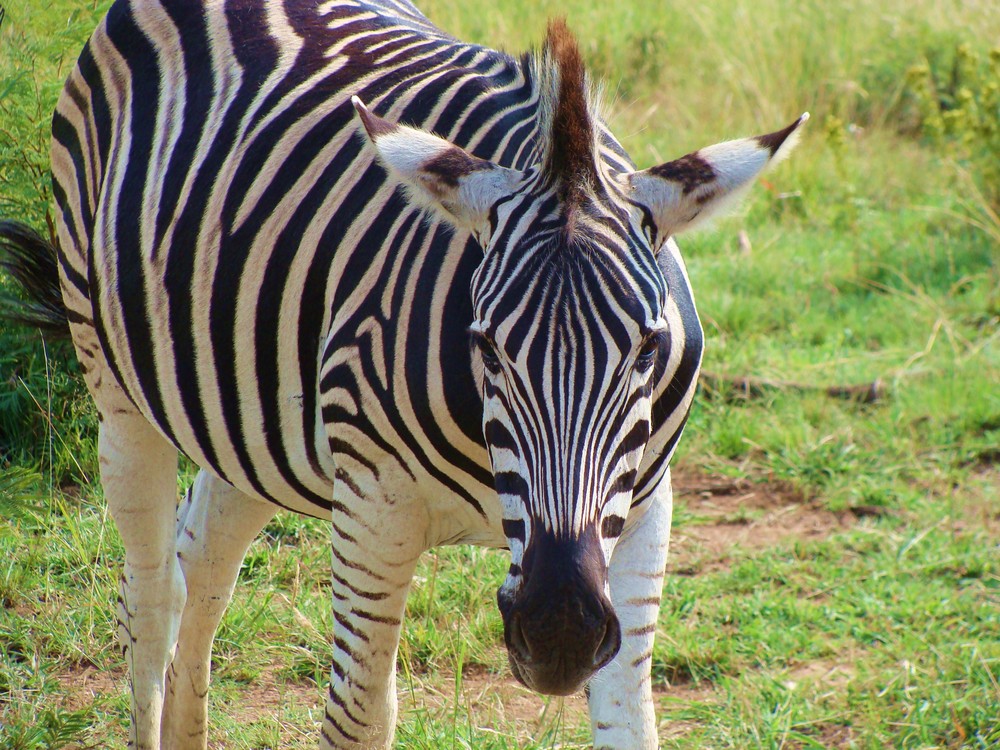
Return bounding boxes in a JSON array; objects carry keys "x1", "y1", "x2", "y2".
[
  {"x1": 320, "y1": 499, "x2": 427, "y2": 749},
  {"x1": 587, "y1": 470, "x2": 673, "y2": 749},
  {"x1": 161, "y1": 470, "x2": 276, "y2": 749},
  {"x1": 100, "y1": 413, "x2": 184, "y2": 750}
]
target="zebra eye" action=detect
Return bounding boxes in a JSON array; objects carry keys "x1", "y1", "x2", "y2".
[
  {"x1": 636, "y1": 335, "x2": 660, "y2": 371},
  {"x1": 476, "y1": 336, "x2": 502, "y2": 374}
]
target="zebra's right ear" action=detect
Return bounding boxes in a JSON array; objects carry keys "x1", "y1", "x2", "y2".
[{"x1": 352, "y1": 97, "x2": 523, "y2": 233}]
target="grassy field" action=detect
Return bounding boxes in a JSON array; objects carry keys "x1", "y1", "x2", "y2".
[{"x1": 2, "y1": 0, "x2": 999, "y2": 748}]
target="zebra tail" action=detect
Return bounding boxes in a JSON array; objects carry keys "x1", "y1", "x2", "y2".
[{"x1": 0, "y1": 219, "x2": 71, "y2": 340}]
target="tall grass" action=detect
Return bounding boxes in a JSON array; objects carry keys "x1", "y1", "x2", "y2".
[{"x1": 424, "y1": 0, "x2": 1000, "y2": 146}]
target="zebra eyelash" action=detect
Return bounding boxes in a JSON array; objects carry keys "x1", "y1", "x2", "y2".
[
  {"x1": 469, "y1": 330, "x2": 502, "y2": 374},
  {"x1": 636, "y1": 328, "x2": 669, "y2": 372}
]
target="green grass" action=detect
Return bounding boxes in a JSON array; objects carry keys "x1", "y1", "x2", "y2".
[{"x1": 2, "y1": 0, "x2": 999, "y2": 747}]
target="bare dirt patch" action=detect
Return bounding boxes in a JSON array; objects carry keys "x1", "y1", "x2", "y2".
[
  {"x1": 669, "y1": 468, "x2": 849, "y2": 574},
  {"x1": 402, "y1": 665, "x2": 719, "y2": 743},
  {"x1": 401, "y1": 663, "x2": 591, "y2": 737},
  {"x1": 784, "y1": 659, "x2": 857, "y2": 693},
  {"x1": 944, "y1": 467, "x2": 1000, "y2": 539},
  {"x1": 53, "y1": 662, "x2": 123, "y2": 712},
  {"x1": 207, "y1": 665, "x2": 322, "y2": 749},
  {"x1": 216, "y1": 664, "x2": 321, "y2": 726},
  {"x1": 810, "y1": 722, "x2": 857, "y2": 747}
]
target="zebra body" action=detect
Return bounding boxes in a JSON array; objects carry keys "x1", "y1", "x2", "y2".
[
  {"x1": 58, "y1": 0, "x2": 707, "y2": 526},
  {"x1": 7, "y1": 0, "x2": 807, "y2": 746}
]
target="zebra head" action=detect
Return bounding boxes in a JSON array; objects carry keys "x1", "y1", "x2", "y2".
[{"x1": 353, "y1": 24, "x2": 805, "y2": 697}]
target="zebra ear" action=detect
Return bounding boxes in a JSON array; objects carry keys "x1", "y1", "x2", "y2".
[
  {"x1": 352, "y1": 97, "x2": 522, "y2": 231},
  {"x1": 629, "y1": 113, "x2": 809, "y2": 241}
]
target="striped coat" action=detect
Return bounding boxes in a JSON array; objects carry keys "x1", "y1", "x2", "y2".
[{"x1": 0, "y1": 0, "x2": 805, "y2": 746}]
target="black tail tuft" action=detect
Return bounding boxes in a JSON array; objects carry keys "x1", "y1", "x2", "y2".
[{"x1": 0, "y1": 219, "x2": 71, "y2": 340}]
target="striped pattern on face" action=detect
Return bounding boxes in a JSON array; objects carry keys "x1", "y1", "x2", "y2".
[{"x1": 470, "y1": 188, "x2": 670, "y2": 567}]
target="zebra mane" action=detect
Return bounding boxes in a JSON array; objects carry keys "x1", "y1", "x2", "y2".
[{"x1": 530, "y1": 20, "x2": 601, "y2": 203}]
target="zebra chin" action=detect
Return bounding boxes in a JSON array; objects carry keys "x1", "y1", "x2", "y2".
[{"x1": 496, "y1": 527, "x2": 622, "y2": 696}]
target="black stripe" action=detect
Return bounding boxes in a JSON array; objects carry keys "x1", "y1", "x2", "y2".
[
  {"x1": 502, "y1": 518, "x2": 526, "y2": 541},
  {"x1": 105, "y1": 8, "x2": 177, "y2": 443},
  {"x1": 601, "y1": 513, "x2": 626, "y2": 538}
]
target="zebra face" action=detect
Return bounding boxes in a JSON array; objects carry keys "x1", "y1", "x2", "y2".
[
  {"x1": 354, "y1": 95, "x2": 808, "y2": 694},
  {"x1": 469, "y1": 208, "x2": 667, "y2": 694}
]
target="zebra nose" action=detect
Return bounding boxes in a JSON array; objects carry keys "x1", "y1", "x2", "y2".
[
  {"x1": 506, "y1": 612, "x2": 531, "y2": 663},
  {"x1": 516, "y1": 601, "x2": 621, "y2": 667},
  {"x1": 502, "y1": 577, "x2": 621, "y2": 696},
  {"x1": 507, "y1": 608, "x2": 619, "y2": 668},
  {"x1": 593, "y1": 610, "x2": 622, "y2": 670},
  {"x1": 503, "y1": 596, "x2": 620, "y2": 695},
  {"x1": 500, "y1": 525, "x2": 620, "y2": 695}
]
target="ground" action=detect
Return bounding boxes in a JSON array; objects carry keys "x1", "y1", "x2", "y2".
[{"x1": 43, "y1": 466, "x2": 989, "y2": 748}]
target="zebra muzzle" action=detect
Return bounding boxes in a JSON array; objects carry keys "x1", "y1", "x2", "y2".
[{"x1": 498, "y1": 528, "x2": 621, "y2": 695}]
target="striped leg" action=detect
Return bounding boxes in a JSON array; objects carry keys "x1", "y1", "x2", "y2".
[
  {"x1": 101, "y1": 413, "x2": 183, "y2": 750},
  {"x1": 161, "y1": 471, "x2": 275, "y2": 749},
  {"x1": 320, "y1": 497, "x2": 426, "y2": 749},
  {"x1": 588, "y1": 470, "x2": 673, "y2": 749}
]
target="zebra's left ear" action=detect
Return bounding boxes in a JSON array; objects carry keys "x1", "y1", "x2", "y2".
[
  {"x1": 352, "y1": 97, "x2": 523, "y2": 233},
  {"x1": 629, "y1": 113, "x2": 809, "y2": 243}
]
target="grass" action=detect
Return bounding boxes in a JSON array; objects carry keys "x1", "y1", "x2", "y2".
[{"x1": 2, "y1": 0, "x2": 999, "y2": 748}]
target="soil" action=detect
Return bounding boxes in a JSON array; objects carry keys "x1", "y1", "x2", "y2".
[
  {"x1": 668, "y1": 468, "x2": 848, "y2": 575},
  {"x1": 54, "y1": 663, "x2": 122, "y2": 712},
  {"x1": 402, "y1": 663, "x2": 590, "y2": 737},
  {"x1": 399, "y1": 663, "x2": 720, "y2": 742}
]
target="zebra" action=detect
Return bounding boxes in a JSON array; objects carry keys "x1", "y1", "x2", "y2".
[{"x1": 0, "y1": 0, "x2": 806, "y2": 747}]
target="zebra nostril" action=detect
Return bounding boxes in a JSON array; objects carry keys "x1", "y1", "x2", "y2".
[
  {"x1": 592, "y1": 613, "x2": 621, "y2": 670},
  {"x1": 508, "y1": 613, "x2": 532, "y2": 663}
]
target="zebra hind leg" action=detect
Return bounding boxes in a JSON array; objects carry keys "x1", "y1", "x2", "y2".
[
  {"x1": 587, "y1": 470, "x2": 674, "y2": 749},
  {"x1": 99, "y1": 410, "x2": 184, "y2": 750},
  {"x1": 161, "y1": 470, "x2": 275, "y2": 749}
]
